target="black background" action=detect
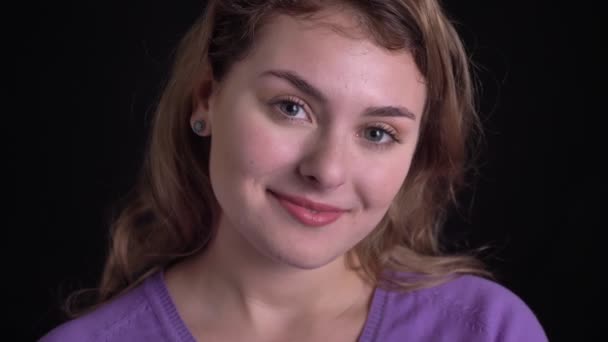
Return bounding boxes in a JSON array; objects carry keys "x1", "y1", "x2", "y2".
[{"x1": 18, "y1": 0, "x2": 594, "y2": 340}]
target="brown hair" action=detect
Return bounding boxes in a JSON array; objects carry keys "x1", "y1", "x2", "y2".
[{"x1": 67, "y1": 0, "x2": 489, "y2": 316}]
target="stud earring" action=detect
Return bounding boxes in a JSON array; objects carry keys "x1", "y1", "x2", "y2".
[{"x1": 192, "y1": 120, "x2": 206, "y2": 134}]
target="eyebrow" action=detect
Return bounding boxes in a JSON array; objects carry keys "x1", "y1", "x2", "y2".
[
  {"x1": 258, "y1": 69, "x2": 417, "y2": 121},
  {"x1": 363, "y1": 106, "x2": 416, "y2": 120}
]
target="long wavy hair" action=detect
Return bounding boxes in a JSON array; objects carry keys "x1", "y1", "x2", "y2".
[{"x1": 67, "y1": 0, "x2": 489, "y2": 316}]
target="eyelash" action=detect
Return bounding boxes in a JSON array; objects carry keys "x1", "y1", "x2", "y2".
[
  {"x1": 271, "y1": 97, "x2": 401, "y2": 149},
  {"x1": 272, "y1": 96, "x2": 310, "y2": 122},
  {"x1": 363, "y1": 123, "x2": 401, "y2": 150}
]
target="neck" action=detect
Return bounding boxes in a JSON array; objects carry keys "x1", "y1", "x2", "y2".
[{"x1": 167, "y1": 216, "x2": 373, "y2": 327}]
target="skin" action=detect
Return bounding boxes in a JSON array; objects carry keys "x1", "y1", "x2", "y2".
[{"x1": 167, "y1": 7, "x2": 427, "y2": 342}]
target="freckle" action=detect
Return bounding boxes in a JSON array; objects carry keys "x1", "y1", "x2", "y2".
[{"x1": 359, "y1": 72, "x2": 369, "y2": 85}]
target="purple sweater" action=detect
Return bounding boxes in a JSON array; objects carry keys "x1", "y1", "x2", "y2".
[{"x1": 40, "y1": 271, "x2": 547, "y2": 341}]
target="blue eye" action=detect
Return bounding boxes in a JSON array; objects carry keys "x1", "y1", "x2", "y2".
[
  {"x1": 364, "y1": 127, "x2": 386, "y2": 142},
  {"x1": 279, "y1": 101, "x2": 303, "y2": 117},
  {"x1": 363, "y1": 125, "x2": 398, "y2": 144},
  {"x1": 273, "y1": 97, "x2": 309, "y2": 121}
]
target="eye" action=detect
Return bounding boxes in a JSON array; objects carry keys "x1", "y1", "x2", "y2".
[
  {"x1": 273, "y1": 96, "x2": 309, "y2": 120},
  {"x1": 279, "y1": 101, "x2": 304, "y2": 117},
  {"x1": 364, "y1": 127, "x2": 388, "y2": 142},
  {"x1": 363, "y1": 125, "x2": 399, "y2": 143}
]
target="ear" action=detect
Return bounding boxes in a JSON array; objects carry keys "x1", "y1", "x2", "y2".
[{"x1": 190, "y1": 67, "x2": 217, "y2": 136}]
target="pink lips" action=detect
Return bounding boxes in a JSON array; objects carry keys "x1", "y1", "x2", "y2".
[{"x1": 269, "y1": 191, "x2": 346, "y2": 227}]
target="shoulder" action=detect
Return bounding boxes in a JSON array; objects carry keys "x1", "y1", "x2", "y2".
[
  {"x1": 38, "y1": 277, "x2": 161, "y2": 342},
  {"x1": 377, "y1": 275, "x2": 548, "y2": 341}
]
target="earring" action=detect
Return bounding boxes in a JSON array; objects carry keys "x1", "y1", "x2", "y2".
[{"x1": 192, "y1": 120, "x2": 206, "y2": 134}]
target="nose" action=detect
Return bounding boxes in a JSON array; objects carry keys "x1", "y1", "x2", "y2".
[{"x1": 298, "y1": 135, "x2": 348, "y2": 190}]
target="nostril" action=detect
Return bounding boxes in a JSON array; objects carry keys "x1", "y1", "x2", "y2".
[{"x1": 306, "y1": 175, "x2": 318, "y2": 182}]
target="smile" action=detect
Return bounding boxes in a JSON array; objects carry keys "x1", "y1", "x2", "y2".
[{"x1": 268, "y1": 190, "x2": 346, "y2": 227}]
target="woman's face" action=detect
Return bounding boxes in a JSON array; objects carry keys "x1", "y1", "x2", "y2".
[{"x1": 195, "y1": 10, "x2": 426, "y2": 269}]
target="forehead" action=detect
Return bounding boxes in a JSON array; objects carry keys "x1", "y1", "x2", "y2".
[
  {"x1": 225, "y1": 10, "x2": 427, "y2": 117},
  {"x1": 249, "y1": 10, "x2": 416, "y2": 74}
]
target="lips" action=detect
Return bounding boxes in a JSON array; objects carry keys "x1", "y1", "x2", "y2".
[{"x1": 269, "y1": 190, "x2": 346, "y2": 227}]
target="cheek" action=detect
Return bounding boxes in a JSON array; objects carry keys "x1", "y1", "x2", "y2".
[
  {"x1": 355, "y1": 152, "x2": 413, "y2": 209},
  {"x1": 211, "y1": 104, "x2": 300, "y2": 181}
]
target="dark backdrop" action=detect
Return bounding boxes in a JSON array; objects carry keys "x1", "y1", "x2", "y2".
[{"x1": 20, "y1": 1, "x2": 593, "y2": 340}]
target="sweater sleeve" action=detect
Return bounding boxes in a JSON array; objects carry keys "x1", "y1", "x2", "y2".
[
  {"x1": 444, "y1": 275, "x2": 549, "y2": 342},
  {"x1": 483, "y1": 281, "x2": 548, "y2": 341},
  {"x1": 369, "y1": 274, "x2": 548, "y2": 342}
]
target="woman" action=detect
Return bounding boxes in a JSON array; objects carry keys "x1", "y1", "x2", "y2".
[{"x1": 41, "y1": 0, "x2": 547, "y2": 341}]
